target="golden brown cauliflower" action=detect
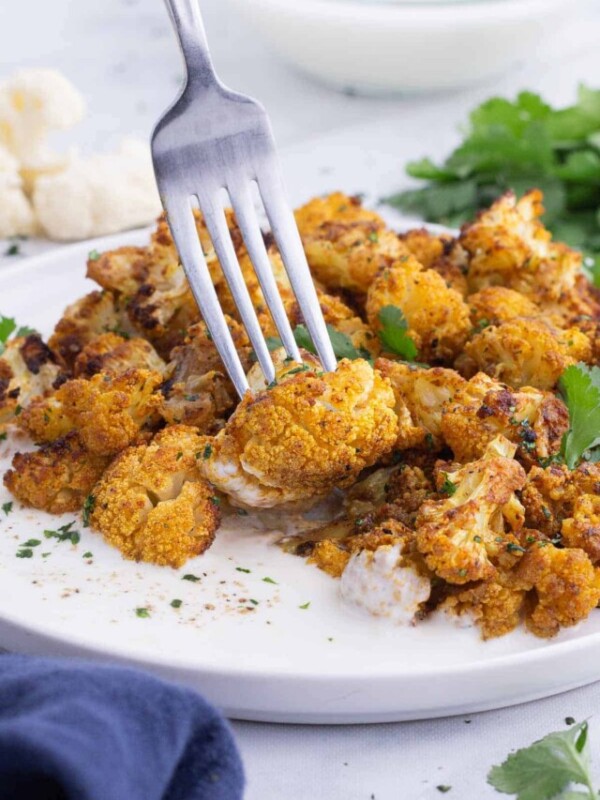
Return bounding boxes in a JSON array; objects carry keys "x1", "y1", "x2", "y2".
[
  {"x1": 0, "y1": 334, "x2": 62, "y2": 429},
  {"x1": 366, "y1": 256, "x2": 471, "y2": 363},
  {"x1": 86, "y1": 246, "x2": 148, "y2": 296},
  {"x1": 295, "y1": 193, "x2": 407, "y2": 295},
  {"x1": 90, "y1": 425, "x2": 220, "y2": 568},
  {"x1": 20, "y1": 368, "x2": 162, "y2": 455},
  {"x1": 49, "y1": 290, "x2": 135, "y2": 369},
  {"x1": 73, "y1": 333, "x2": 166, "y2": 379},
  {"x1": 415, "y1": 436, "x2": 526, "y2": 584},
  {"x1": 441, "y1": 372, "x2": 569, "y2": 464},
  {"x1": 468, "y1": 286, "x2": 541, "y2": 329},
  {"x1": 399, "y1": 228, "x2": 469, "y2": 297},
  {"x1": 460, "y1": 190, "x2": 582, "y2": 303},
  {"x1": 159, "y1": 317, "x2": 252, "y2": 433},
  {"x1": 521, "y1": 462, "x2": 600, "y2": 560},
  {"x1": 3, "y1": 432, "x2": 110, "y2": 514},
  {"x1": 201, "y1": 358, "x2": 398, "y2": 508},
  {"x1": 442, "y1": 571, "x2": 526, "y2": 639},
  {"x1": 460, "y1": 318, "x2": 592, "y2": 390},
  {"x1": 376, "y1": 358, "x2": 466, "y2": 451},
  {"x1": 515, "y1": 543, "x2": 600, "y2": 637}
]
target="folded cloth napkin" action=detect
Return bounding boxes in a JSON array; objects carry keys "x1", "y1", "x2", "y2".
[{"x1": 0, "y1": 654, "x2": 244, "y2": 800}]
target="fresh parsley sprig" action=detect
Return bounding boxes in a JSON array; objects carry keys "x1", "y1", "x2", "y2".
[
  {"x1": 558, "y1": 363, "x2": 600, "y2": 469},
  {"x1": 384, "y1": 86, "x2": 600, "y2": 285},
  {"x1": 377, "y1": 305, "x2": 418, "y2": 361},
  {"x1": 488, "y1": 720, "x2": 596, "y2": 800}
]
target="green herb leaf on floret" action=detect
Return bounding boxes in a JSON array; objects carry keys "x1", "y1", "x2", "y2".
[
  {"x1": 377, "y1": 306, "x2": 418, "y2": 361},
  {"x1": 558, "y1": 363, "x2": 600, "y2": 469}
]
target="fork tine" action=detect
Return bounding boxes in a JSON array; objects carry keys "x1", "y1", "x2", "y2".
[
  {"x1": 198, "y1": 192, "x2": 277, "y2": 385},
  {"x1": 163, "y1": 196, "x2": 250, "y2": 398},
  {"x1": 227, "y1": 180, "x2": 301, "y2": 363},
  {"x1": 256, "y1": 167, "x2": 337, "y2": 372}
]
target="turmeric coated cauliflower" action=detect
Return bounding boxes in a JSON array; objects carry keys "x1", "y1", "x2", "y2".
[
  {"x1": 0, "y1": 334, "x2": 62, "y2": 429},
  {"x1": 20, "y1": 368, "x2": 162, "y2": 455},
  {"x1": 515, "y1": 543, "x2": 600, "y2": 638},
  {"x1": 376, "y1": 358, "x2": 466, "y2": 451},
  {"x1": 441, "y1": 372, "x2": 569, "y2": 464},
  {"x1": 3, "y1": 432, "x2": 109, "y2": 514},
  {"x1": 442, "y1": 570, "x2": 526, "y2": 639},
  {"x1": 90, "y1": 425, "x2": 220, "y2": 568},
  {"x1": 415, "y1": 436, "x2": 526, "y2": 584},
  {"x1": 366, "y1": 256, "x2": 471, "y2": 363},
  {"x1": 468, "y1": 286, "x2": 541, "y2": 329},
  {"x1": 399, "y1": 228, "x2": 469, "y2": 297},
  {"x1": 460, "y1": 318, "x2": 592, "y2": 390},
  {"x1": 460, "y1": 190, "x2": 582, "y2": 303},
  {"x1": 73, "y1": 333, "x2": 166, "y2": 379},
  {"x1": 201, "y1": 358, "x2": 398, "y2": 508}
]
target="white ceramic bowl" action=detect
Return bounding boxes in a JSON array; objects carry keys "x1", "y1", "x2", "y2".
[{"x1": 227, "y1": 0, "x2": 569, "y2": 94}]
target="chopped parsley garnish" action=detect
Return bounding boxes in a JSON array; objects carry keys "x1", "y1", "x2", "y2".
[
  {"x1": 262, "y1": 577, "x2": 278, "y2": 585},
  {"x1": 22, "y1": 539, "x2": 41, "y2": 547},
  {"x1": 88, "y1": 249, "x2": 101, "y2": 261},
  {"x1": 285, "y1": 364, "x2": 311, "y2": 376},
  {"x1": 559, "y1": 363, "x2": 600, "y2": 468},
  {"x1": 135, "y1": 607, "x2": 150, "y2": 618},
  {"x1": 565, "y1": 716, "x2": 576, "y2": 726},
  {"x1": 299, "y1": 602, "x2": 311, "y2": 610},
  {"x1": 16, "y1": 325, "x2": 37, "y2": 337},
  {"x1": 83, "y1": 551, "x2": 93, "y2": 559},
  {"x1": 2, "y1": 501, "x2": 13, "y2": 516},
  {"x1": 182, "y1": 573, "x2": 201, "y2": 582},
  {"x1": 16, "y1": 548, "x2": 33, "y2": 559},
  {"x1": 236, "y1": 508, "x2": 248, "y2": 516},
  {"x1": 440, "y1": 474, "x2": 457, "y2": 496},
  {"x1": 82, "y1": 494, "x2": 95, "y2": 527},
  {"x1": 43, "y1": 521, "x2": 80, "y2": 545},
  {"x1": 488, "y1": 720, "x2": 596, "y2": 799},
  {"x1": 210, "y1": 496, "x2": 221, "y2": 506},
  {"x1": 377, "y1": 306, "x2": 418, "y2": 361},
  {"x1": 249, "y1": 598, "x2": 259, "y2": 606},
  {"x1": 367, "y1": 231, "x2": 379, "y2": 243},
  {"x1": 0, "y1": 432, "x2": 7, "y2": 442},
  {"x1": 236, "y1": 567, "x2": 251, "y2": 573},
  {"x1": 506, "y1": 543, "x2": 526, "y2": 554},
  {"x1": 176, "y1": 451, "x2": 183, "y2": 460},
  {"x1": 436, "y1": 787, "x2": 452, "y2": 794},
  {"x1": 170, "y1": 599, "x2": 183, "y2": 609},
  {"x1": 202, "y1": 444, "x2": 212, "y2": 460},
  {"x1": 4, "y1": 242, "x2": 20, "y2": 257}
]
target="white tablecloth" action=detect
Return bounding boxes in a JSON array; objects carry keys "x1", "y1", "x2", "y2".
[{"x1": 3, "y1": 1, "x2": 600, "y2": 797}]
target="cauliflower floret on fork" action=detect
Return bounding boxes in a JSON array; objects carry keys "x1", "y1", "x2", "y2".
[
  {"x1": 201, "y1": 358, "x2": 398, "y2": 508},
  {"x1": 415, "y1": 436, "x2": 526, "y2": 585},
  {"x1": 90, "y1": 425, "x2": 220, "y2": 568}
]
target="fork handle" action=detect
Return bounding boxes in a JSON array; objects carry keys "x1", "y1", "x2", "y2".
[{"x1": 164, "y1": 0, "x2": 218, "y2": 89}]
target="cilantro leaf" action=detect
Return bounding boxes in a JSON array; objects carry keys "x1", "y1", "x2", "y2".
[
  {"x1": 558, "y1": 363, "x2": 600, "y2": 469},
  {"x1": 0, "y1": 316, "x2": 17, "y2": 355},
  {"x1": 293, "y1": 324, "x2": 371, "y2": 363},
  {"x1": 487, "y1": 721, "x2": 595, "y2": 800},
  {"x1": 377, "y1": 306, "x2": 418, "y2": 361}
]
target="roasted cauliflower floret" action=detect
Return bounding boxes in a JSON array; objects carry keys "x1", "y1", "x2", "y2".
[
  {"x1": 521, "y1": 463, "x2": 600, "y2": 560},
  {"x1": 415, "y1": 436, "x2": 526, "y2": 584},
  {"x1": 399, "y1": 228, "x2": 469, "y2": 297},
  {"x1": 441, "y1": 372, "x2": 569, "y2": 464},
  {"x1": 48, "y1": 290, "x2": 135, "y2": 369},
  {"x1": 0, "y1": 334, "x2": 62, "y2": 428},
  {"x1": 366, "y1": 256, "x2": 471, "y2": 363},
  {"x1": 160, "y1": 317, "x2": 252, "y2": 433},
  {"x1": 73, "y1": 333, "x2": 166, "y2": 379},
  {"x1": 3, "y1": 432, "x2": 109, "y2": 513},
  {"x1": 376, "y1": 358, "x2": 466, "y2": 451},
  {"x1": 515, "y1": 543, "x2": 600, "y2": 638},
  {"x1": 86, "y1": 246, "x2": 148, "y2": 296},
  {"x1": 460, "y1": 318, "x2": 592, "y2": 390},
  {"x1": 295, "y1": 193, "x2": 407, "y2": 295},
  {"x1": 442, "y1": 571, "x2": 526, "y2": 639},
  {"x1": 461, "y1": 190, "x2": 582, "y2": 302},
  {"x1": 202, "y1": 359, "x2": 398, "y2": 508},
  {"x1": 468, "y1": 286, "x2": 541, "y2": 329},
  {"x1": 90, "y1": 425, "x2": 220, "y2": 568},
  {"x1": 20, "y1": 368, "x2": 162, "y2": 455}
]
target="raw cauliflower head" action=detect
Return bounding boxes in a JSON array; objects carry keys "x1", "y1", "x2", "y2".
[
  {"x1": 0, "y1": 143, "x2": 35, "y2": 237},
  {"x1": 376, "y1": 358, "x2": 466, "y2": 451},
  {"x1": 33, "y1": 138, "x2": 161, "y2": 241},
  {"x1": 460, "y1": 190, "x2": 582, "y2": 303},
  {"x1": 441, "y1": 372, "x2": 569, "y2": 464},
  {"x1": 90, "y1": 425, "x2": 220, "y2": 568},
  {"x1": 415, "y1": 436, "x2": 526, "y2": 584},
  {"x1": 4, "y1": 432, "x2": 110, "y2": 514},
  {"x1": 201, "y1": 358, "x2": 398, "y2": 508},
  {"x1": 366, "y1": 255, "x2": 471, "y2": 363},
  {"x1": 461, "y1": 317, "x2": 592, "y2": 390}
]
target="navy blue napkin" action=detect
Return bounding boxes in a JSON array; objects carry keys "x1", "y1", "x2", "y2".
[{"x1": 0, "y1": 654, "x2": 244, "y2": 800}]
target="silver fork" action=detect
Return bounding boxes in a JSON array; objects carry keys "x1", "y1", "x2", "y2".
[{"x1": 151, "y1": 0, "x2": 337, "y2": 396}]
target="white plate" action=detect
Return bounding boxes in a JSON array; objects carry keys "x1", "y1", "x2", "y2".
[{"x1": 2, "y1": 128, "x2": 600, "y2": 725}]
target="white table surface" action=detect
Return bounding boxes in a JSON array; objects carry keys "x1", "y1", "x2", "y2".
[{"x1": 3, "y1": 1, "x2": 600, "y2": 797}]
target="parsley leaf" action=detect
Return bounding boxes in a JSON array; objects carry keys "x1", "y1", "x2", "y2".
[
  {"x1": 0, "y1": 316, "x2": 17, "y2": 355},
  {"x1": 558, "y1": 363, "x2": 600, "y2": 468},
  {"x1": 377, "y1": 306, "x2": 418, "y2": 361},
  {"x1": 293, "y1": 324, "x2": 371, "y2": 363},
  {"x1": 487, "y1": 721, "x2": 595, "y2": 800},
  {"x1": 82, "y1": 494, "x2": 95, "y2": 527}
]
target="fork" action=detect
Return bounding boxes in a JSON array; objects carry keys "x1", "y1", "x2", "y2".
[{"x1": 151, "y1": 0, "x2": 337, "y2": 397}]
